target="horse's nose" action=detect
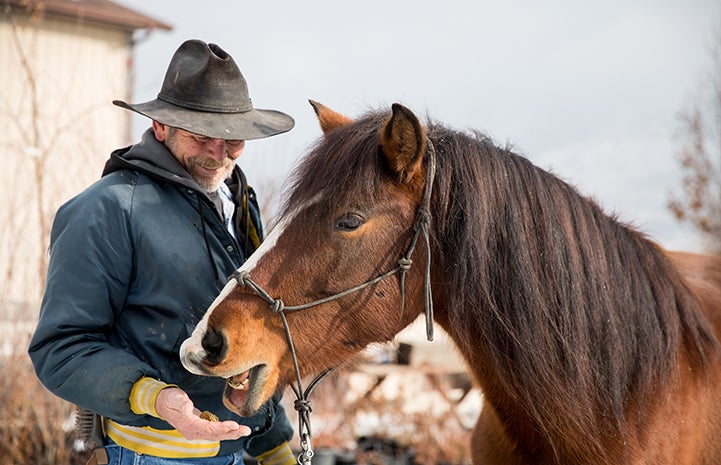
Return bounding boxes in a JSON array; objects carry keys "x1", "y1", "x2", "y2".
[{"x1": 201, "y1": 327, "x2": 227, "y2": 366}]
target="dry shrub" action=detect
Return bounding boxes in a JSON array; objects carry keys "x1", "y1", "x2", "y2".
[
  {"x1": 283, "y1": 364, "x2": 476, "y2": 465},
  {"x1": 0, "y1": 351, "x2": 90, "y2": 465},
  {"x1": 349, "y1": 372, "x2": 473, "y2": 465}
]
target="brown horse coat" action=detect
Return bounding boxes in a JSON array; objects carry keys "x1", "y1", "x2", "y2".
[{"x1": 181, "y1": 101, "x2": 721, "y2": 465}]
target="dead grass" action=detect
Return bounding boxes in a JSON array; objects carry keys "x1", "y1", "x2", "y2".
[{"x1": 0, "y1": 351, "x2": 90, "y2": 465}]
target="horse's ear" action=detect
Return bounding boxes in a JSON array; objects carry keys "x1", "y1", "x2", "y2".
[
  {"x1": 309, "y1": 100, "x2": 353, "y2": 134},
  {"x1": 380, "y1": 103, "x2": 427, "y2": 184}
]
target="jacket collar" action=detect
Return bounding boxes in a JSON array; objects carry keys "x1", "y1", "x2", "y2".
[{"x1": 103, "y1": 128, "x2": 194, "y2": 185}]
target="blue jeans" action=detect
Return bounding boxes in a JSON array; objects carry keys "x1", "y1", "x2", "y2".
[{"x1": 103, "y1": 443, "x2": 245, "y2": 465}]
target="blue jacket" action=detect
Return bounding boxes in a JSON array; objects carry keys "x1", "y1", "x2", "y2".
[{"x1": 28, "y1": 129, "x2": 293, "y2": 457}]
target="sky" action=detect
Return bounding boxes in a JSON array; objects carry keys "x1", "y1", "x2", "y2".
[{"x1": 117, "y1": 0, "x2": 721, "y2": 253}]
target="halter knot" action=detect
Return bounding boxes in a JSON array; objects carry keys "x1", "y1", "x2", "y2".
[
  {"x1": 231, "y1": 270, "x2": 251, "y2": 286},
  {"x1": 414, "y1": 206, "x2": 431, "y2": 230},
  {"x1": 398, "y1": 257, "x2": 413, "y2": 270},
  {"x1": 294, "y1": 399, "x2": 313, "y2": 414},
  {"x1": 270, "y1": 299, "x2": 285, "y2": 313}
]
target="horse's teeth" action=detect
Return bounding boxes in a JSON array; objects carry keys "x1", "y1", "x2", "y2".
[{"x1": 227, "y1": 377, "x2": 249, "y2": 390}]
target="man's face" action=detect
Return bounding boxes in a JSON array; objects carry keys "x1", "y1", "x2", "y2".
[{"x1": 153, "y1": 122, "x2": 246, "y2": 192}]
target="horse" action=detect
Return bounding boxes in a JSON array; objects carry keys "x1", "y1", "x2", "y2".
[{"x1": 181, "y1": 101, "x2": 721, "y2": 464}]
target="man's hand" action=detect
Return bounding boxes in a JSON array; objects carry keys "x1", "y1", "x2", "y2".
[{"x1": 155, "y1": 387, "x2": 251, "y2": 441}]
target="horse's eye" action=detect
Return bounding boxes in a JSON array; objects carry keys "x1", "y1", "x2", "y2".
[{"x1": 334, "y1": 213, "x2": 365, "y2": 232}]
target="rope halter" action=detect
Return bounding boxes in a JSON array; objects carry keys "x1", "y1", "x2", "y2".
[{"x1": 226, "y1": 140, "x2": 437, "y2": 464}]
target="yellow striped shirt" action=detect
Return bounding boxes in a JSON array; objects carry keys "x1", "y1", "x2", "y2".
[
  {"x1": 256, "y1": 441, "x2": 297, "y2": 465},
  {"x1": 108, "y1": 377, "x2": 296, "y2": 463},
  {"x1": 105, "y1": 419, "x2": 221, "y2": 458},
  {"x1": 106, "y1": 377, "x2": 219, "y2": 458}
]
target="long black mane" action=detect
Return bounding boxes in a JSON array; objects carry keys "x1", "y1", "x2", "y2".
[{"x1": 281, "y1": 108, "x2": 719, "y2": 461}]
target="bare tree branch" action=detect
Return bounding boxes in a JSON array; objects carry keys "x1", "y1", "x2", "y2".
[{"x1": 668, "y1": 26, "x2": 721, "y2": 253}]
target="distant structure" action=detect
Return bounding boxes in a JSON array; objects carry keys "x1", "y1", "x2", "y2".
[{"x1": 0, "y1": 1, "x2": 171, "y2": 319}]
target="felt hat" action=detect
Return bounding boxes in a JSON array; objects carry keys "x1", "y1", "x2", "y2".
[{"x1": 113, "y1": 39, "x2": 294, "y2": 140}]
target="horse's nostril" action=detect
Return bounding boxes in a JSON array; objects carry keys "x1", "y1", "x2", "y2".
[{"x1": 201, "y1": 327, "x2": 227, "y2": 365}]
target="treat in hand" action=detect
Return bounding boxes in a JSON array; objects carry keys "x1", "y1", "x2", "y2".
[{"x1": 199, "y1": 411, "x2": 219, "y2": 422}]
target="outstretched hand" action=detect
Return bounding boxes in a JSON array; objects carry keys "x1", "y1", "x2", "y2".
[{"x1": 155, "y1": 387, "x2": 251, "y2": 441}]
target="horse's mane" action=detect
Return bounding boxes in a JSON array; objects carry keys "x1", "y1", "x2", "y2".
[
  {"x1": 280, "y1": 108, "x2": 719, "y2": 461},
  {"x1": 427, "y1": 122, "x2": 720, "y2": 457}
]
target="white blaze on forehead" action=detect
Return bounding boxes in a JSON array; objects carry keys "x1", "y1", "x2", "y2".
[
  {"x1": 180, "y1": 193, "x2": 323, "y2": 368},
  {"x1": 237, "y1": 191, "x2": 324, "y2": 276}
]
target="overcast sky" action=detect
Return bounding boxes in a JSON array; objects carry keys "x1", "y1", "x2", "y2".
[{"x1": 117, "y1": 0, "x2": 721, "y2": 253}]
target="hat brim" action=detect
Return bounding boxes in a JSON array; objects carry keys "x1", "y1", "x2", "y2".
[{"x1": 113, "y1": 99, "x2": 294, "y2": 140}]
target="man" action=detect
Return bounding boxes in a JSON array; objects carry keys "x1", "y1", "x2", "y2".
[{"x1": 29, "y1": 39, "x2": 297, "y2": 465}]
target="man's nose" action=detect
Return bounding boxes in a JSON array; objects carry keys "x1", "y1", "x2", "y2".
[{"x1": 205, "y1": 139, "x2": 229, "y2": 160}]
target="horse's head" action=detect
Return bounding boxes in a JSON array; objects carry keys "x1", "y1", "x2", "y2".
[{"x1": 180, "y1": 101, "x2": 433, "y2": 415}]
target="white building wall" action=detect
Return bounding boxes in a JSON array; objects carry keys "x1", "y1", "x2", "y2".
[{"x1": 0, "y1": 11, "x2": 132, "y2": 312}]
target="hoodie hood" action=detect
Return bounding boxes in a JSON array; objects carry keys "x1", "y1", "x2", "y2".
[{"x1": 104, "y1": 128, "x2": 201, "y2": 193}]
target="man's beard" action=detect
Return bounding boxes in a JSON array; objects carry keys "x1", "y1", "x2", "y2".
[{"x1": 186, "y1": 156, "x2": 234, "y2": 192}]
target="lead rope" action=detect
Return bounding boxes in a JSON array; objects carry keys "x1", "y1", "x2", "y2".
[
  {"x1": 235, "y1": 272, "x2": 331, "y2": 464},
  {"x1": 229, "y1": 140, "x2": 437, "y2": 464},
  {"x1": 276, "y1": 310, "x2": 331, "y2": 464},
  {"x1": 416, "y1": 139, "x2": 436, "y2": 341}
]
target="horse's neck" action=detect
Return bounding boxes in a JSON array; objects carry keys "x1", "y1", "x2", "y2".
[
  {"x1": 443, "y1": 328, "x2": 555, "y2": 454},
  {"x1": 438, "y1": 317, "x2": 604, "y2": 462}
]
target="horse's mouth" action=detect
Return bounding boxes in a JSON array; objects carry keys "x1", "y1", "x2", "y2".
[{"x1": 222, "y1": 365, "x2": 267, "y2": 416}]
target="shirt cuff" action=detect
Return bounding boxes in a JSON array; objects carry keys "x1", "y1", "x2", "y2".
[
  {"x1": 256, "y1": 441, "x2": 297, "y2": 465},
  {"x1": 129, "y1": 377, "x2": 176, "y2": 417}
]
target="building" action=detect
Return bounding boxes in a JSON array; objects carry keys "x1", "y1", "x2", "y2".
[{"x1": 0, "y1": 0, "x2": 171, "y2": 321}]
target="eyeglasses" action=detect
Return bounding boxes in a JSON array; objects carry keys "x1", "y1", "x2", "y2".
[{"x1": 176, "y1": 128, "x2": 245, "y2": 150}]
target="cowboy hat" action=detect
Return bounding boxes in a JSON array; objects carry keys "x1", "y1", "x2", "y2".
[{"x1": 113, "y1": 39, "x2": 294, "y2": 140}]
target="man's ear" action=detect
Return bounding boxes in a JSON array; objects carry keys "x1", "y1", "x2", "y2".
[{"x1": 151, "y1": 120, "x2": 169, "y2": 142}]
